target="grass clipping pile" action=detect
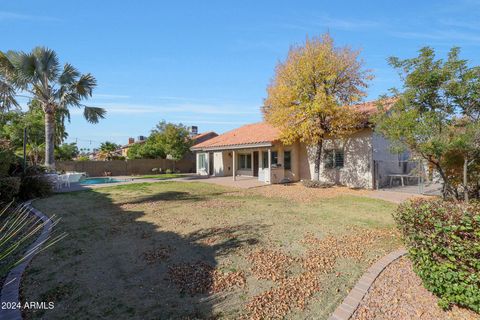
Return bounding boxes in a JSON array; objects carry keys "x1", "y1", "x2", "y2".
[{"x1": 244, "y1": 227, "x2": 398, "y2": 319}]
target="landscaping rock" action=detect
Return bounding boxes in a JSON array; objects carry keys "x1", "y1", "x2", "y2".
[{"x1": 352, "y1": 256, "x2": 480, "y2": 320}]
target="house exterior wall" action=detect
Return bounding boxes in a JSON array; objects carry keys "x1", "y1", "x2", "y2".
[
  {"x1": 298, "y1": 129, "x2": 374, "y2": 188},
  {"x1": 194, "y1": 129, "x2": 387, "y2": 189},
  {"x1": 212, "y1": 151, "x2": 233, "y2": 176},
  {"x1": 269, "y1": 142, "x2": 302, "y2": 183}
]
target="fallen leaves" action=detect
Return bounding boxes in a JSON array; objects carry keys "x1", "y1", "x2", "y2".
[
  {"x1": 247, "y1": 249, "x2": 296, "y2": 281},
  {"x1": 247, "y1": 183, "x2": 368, "y2": 202},
  {"x1": 143, "y1": 246, "x2": 172, "y2": 264},
  {"x1": 245, "y1": 272, "x2": 320, "y2": 319},
  {"x1": 243, "y1": 228, "x2": 398, "y2": 319},
  {"x1": 168, "y1": 261, "x2": 246, "y2": 295}
]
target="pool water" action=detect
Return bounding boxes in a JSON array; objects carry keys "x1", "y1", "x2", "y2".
[{"x1": 79, "y1": 177, "x2": 128, "y2": 185}]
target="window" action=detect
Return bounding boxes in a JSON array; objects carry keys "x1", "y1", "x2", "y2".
[
  {"x1": 324, "y1": 149, "x2": 344, "y2": 169},
  {"x1": 239, "y1": 154, "x2": 252, "y2": 169},
  {"x1": 262, "y1": 151, "x2": 269, "y2": 168},
  {"x1": 271, "y1": 151, "x2": 278, "y2": 167},
  {"x1": 284, "y1": 151, "x2": 292, "y2": 170},
  {"x1": 198, "y1": 153, "x2": 207, "y2": 170}
]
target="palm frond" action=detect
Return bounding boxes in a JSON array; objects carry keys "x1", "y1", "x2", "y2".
[
  {"x1": 8, "y1": 51, "x2": 36, "y2": 86},
  {"x1": 0, "y1": 51, "x2": 16, "y2": 80},
  {"x1": 75, "y1": 73, "x2": 97, "y2": 98},
  {"x1": 0, "y1": 79, "x2": 20, "y2": 111},
  {"x1": 59, "y1": 63, "x2": 80, "y2": 86},
  {"x1": 32, "y1": 46, "x2": 60, "y2": 82},
  {"x1": 83, "y1": 106, "x2": 106, "y2": 123}
]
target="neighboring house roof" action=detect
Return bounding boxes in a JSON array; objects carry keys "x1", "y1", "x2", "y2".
[
  {"x1": 192, "y1": 131, "x2": 218, "y2": 145},
  {"x1": 192, "y1": 99, "x2": 395, "y2": 151},
  {"x1": 192, "y1": 122, "x2": 280, "y2": 151},
  {"x1": 120, "y1": 139, "x2": 146, "y2": 150}
]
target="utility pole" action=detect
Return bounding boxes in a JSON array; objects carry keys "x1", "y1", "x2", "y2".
[{"x1": 23, "y1": 127, "x2": 27, "y2": 171}]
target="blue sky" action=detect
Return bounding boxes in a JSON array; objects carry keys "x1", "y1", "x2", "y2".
[{"x1": 2, "y1": 0, "x2": 480, "y2": 149}]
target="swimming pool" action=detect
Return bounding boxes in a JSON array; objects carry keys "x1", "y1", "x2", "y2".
[{"x1": 79, "y1": 177, "x2": 129, "y2": 185}]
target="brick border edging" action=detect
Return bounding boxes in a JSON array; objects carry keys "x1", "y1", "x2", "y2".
[
  {"x1": 0, "y1": 202, "x2": 53, "y2": 320},
  {"x1": 328, "y1": 248, "x2": 407, "y2": 320}
]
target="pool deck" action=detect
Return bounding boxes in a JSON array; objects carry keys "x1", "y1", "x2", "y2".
[{"x1": 55, "y1": 175, "x2": 193, "y2": 192}]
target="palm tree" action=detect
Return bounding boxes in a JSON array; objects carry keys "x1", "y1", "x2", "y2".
[
  {"x1": 0, "y1": 47, "x2": 105, "y2": 169},
  {"x1": 0, "y1": 52, "x2": 19, "y2": 112}
]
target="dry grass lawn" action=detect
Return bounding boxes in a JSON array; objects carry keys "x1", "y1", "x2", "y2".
[{"x1": 22, "y1": 181, "x2": 401, "y2": 319}]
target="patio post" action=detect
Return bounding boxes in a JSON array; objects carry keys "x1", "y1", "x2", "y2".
[
  {"x1": 232, "y1": 150, "x2": 236, "y2": 181},
  {"x1": 268, "y1": 148, "x2": 272, "y2": 183}
]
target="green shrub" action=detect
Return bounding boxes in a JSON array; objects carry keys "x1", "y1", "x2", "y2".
[
  {"x1": 0, "y1": 177, "x2": 21, "y2": 202},
  {"x1": 17, "y1": 166, "x2": 53, "y2": 200},
  {"x1": 0, "y1": 140, "x2": 16, "y2": 176},
  {"x1": 165, "y1": 168, "x2": 172, "y2": 174},
  {"x1": 301, "y1": 179, "x2": 334, "y2": 188},
  {"x1": 18, "y1": 175, "x2": 53, "y2": 200},
  {"x1": 394, "y1": 199, "x2": 480, "y2": 312}
]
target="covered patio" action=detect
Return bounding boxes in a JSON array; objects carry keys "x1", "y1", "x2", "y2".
[{"x1": 191, "y1": 122, "x2": 302, "y2": 185}]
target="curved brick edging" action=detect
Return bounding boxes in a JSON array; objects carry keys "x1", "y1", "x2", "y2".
[
  {"x1": 328, "y1": 248, "x2": 407, "y2": 320},
  {"x1": 0, "y1": 202, "x2": 53, "y2": 320}
]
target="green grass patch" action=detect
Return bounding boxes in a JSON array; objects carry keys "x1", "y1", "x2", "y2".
[{"x1": 132, "y1": 173, "x2": 183, "y2": 180}]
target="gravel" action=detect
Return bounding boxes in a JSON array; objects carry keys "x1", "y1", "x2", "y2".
[{"x1": 352, "y1": 256, "x2": 479, "y2": 320}]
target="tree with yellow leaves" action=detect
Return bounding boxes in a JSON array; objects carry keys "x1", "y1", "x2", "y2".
[{"x1": 262, "y1": 34, "x2": 372, "y2": 180}]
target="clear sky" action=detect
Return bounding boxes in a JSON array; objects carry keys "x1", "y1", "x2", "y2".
[{"x1": 2, "y1": 0, "x2": 480, "y2": 149}]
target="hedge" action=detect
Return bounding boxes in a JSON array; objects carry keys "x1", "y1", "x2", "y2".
[
  {"x1": 394, "y1": 199, "x2": 480, "y2": 312},
  {"x1": 0, "y1": 177, "x2": 21, "y2": 203}
]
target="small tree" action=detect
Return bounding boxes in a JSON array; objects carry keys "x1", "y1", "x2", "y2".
[
  {"x1": 376, "y1": 47, "x2": 480, "y2": 200},
  {"x1": 55, "y1": 142, "x2": 79, "y2": 161},
  {"x1": 127, "y1": 138, "x2": 166, "y2": 159},
  {"x1": 445, "y1": 122, "x2": 480, "y2": 202},
  {"x1": 153, "y1": 121, "x2": 192, "y2": 161},
  {"x1": 262, "y1": 34, "x2": 372, "y2": 180}
]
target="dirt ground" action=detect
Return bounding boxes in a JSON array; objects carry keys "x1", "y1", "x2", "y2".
[
  {"x1": 21, "y1": 181, "x2": 401, "y2": 319},
  {"x1": 353, "y1": 256, "x2": 479, "y2": 320}
]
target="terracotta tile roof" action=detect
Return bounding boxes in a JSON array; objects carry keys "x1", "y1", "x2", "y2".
[
  {"x1": 352, "y1": 97, "x2": 396, "y2": 115},
  {"x1": 192, "y1": 99, "x2": 394, "y2": 150},
  {"x1": 192, "y1": 122, "x2": 280, "y2": 150}
]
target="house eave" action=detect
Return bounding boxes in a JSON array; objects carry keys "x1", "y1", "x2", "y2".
[{"x1": 191, "y1": 142, "x2": 274, "y2": 152}]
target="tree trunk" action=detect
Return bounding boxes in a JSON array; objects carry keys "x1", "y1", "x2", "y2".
[
  {"x1": 464, "y1": 157, "x2": 469, "y2": 203},
  {"x1": 314, "y1": 140, "x2": 323, "y2": 181},
  {"x1": 44, "y1": 111, "x2": 56, "y2": 170},
  {"x1": 434, "y1": 162, "x2": 454, "y2": 200}
]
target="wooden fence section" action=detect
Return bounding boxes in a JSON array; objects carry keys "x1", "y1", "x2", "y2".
[{"x1": 56, "y1": 158, "x2": 195, "y2": 177}]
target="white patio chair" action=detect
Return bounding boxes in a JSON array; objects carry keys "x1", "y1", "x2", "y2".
[{"x1": 58, "y1": 174, "x2": 70, "y2": 188}]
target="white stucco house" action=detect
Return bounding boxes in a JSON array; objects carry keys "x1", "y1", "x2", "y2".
[{"x1": 191, "y1": 100, "x2": 407, "y2": 189}]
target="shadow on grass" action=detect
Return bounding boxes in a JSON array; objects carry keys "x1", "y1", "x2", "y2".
[{"x1": 22, "y1": 186, "x2": 266, "y2": 319}]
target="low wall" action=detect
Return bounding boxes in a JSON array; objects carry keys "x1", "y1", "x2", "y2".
[{"x1": 56, "y1": 158, "x2": 195, "y2": 177}]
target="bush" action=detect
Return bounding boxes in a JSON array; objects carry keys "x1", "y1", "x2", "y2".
[
  {"x1": 0, "y1": 140, "x2": 17, "y2": 176},
  {"x1": 17, "y1": 166, "x2": 53, "y2": 200},
  {"x1": 394, "y1": 199, "x2": 480, "y2": 312},
  {"x1": 0, "y1": 177, "x2": 21, "y2": 202},
  {"x1": 165, "y1": 168, "x2": 172, "y2": 174},
  {"x1": 151, "y1": 168, "x2": 159, "y2": 174},
  {"x1": 301, "y1": 179, "x2": 334, "y2": 188}
]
